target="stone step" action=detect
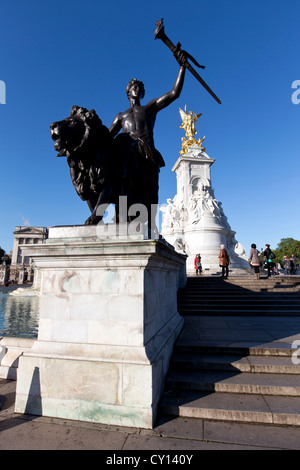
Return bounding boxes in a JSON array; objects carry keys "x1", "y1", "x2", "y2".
[
  {"x1": 175, "y1": 343, "x2": 295, "y2": 357},
  {"x1": 158, "y1": 276, "x2": 300, "y2": 428},
  {"x1": 178, "y1": 300, "x2": 300, "y2": 307},
  {"x1": 182, "y1": 285, "x2": 300, "y2": 291},
  {"x1": 178, "y1": 295, "x2": 300, "y2": 306},
  {"x1": 179, "y1": 291, "x2": 300, "y2": 297},
  {"x1": 185, "y1": 279, "x2": 300, "y2": 288},
  {"x1": 180, "y1": 286, "x2": 300, "y2": 292},
  {"x1": 165, "y1": 370, "x2": 300, "y2": 396},
  {"x1": 179, "y1": 302, "x2": 300, "y2": 307},
  {"x1": 170, "y1": 352, "x2": 300, "y2": 374},
  {"x1": 185, "y1": 287, "x2": 300, "y2": 292},
  {"x1": 187, "y1": 278, "x2": 300, "y2": 285},
  {"x1": 188, "y1": 277, "x2": 300, "y2": 281},
  {"x1": 187, "y1": 276, "x2": 300, "y2": 281},
  {"x1": 185, "y1": 281, "x2": 300, "y2": 284},
  {"x1": 159, "y1": 390, "x2": 300, "y2": 426},
  {"x1": 178, "y1": 308, "x2": 300, "y2": 316},
  {"x1": 178, "y1": 306, "x2": 300, "y2": 313},
  {"x1": 184, "y1": 281, "x2": 300, "y2": 286},
  {"x1": 186, "y1": 280, "x2": 300, "y2": 284}
]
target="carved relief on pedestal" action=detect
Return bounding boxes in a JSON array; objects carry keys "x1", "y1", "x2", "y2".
[
  {"x1": 161, "y1": 197, "x2": 183, "y2": 232},
  {"x1": 187, "y1": 180, "x2": 225, "y2": 226}
]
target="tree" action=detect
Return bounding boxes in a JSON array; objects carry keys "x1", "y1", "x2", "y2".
[
  {"x1": 273, "y1": 238, "x2": 300, "y2": 266},
  {"x1": 0, "y1": 246, "x2": 11, "y2": 265}
]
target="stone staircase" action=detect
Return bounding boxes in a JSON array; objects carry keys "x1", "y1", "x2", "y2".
[
  {"x1": 178, "y1": 276, "x2": 300, "y2": 316},
  {"x1": 159, "y1": 275, "x2": 300, "y2": 426}
]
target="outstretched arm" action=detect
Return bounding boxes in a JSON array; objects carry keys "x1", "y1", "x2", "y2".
[
  {"x1": 154, "y1": 52, "x2": 187, "y2": 112},
  {"x1": 109, "y1": 113, "x2": 123, "y2": 138}
]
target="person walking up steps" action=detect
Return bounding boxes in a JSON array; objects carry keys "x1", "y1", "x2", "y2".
[
  {"x1": 248, "y1": 243, "x2": 261, "y2": 279},
  {"x1": 218, "y1": 244, "x2": 230, "y2": 278},
  {"x1": 263, "y1": 244, "x2": 276, "y2": 277}
]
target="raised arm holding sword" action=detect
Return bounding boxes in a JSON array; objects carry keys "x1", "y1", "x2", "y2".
[{"x1": 108, "y1": 19, "x2": 221, "y2": 230}]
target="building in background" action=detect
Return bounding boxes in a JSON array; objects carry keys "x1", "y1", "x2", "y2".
[{"x1": 9, "y1": 226, "x2": 48, "y2": 284}]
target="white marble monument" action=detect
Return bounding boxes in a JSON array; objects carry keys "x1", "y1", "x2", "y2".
[
  {"x1": 15, "y1": 224, "x2": 186, "y2": 429},
  {"x1": 160, "y1": 107, "x2": 249, "y2": 274},
  {"x1": 0, "y1": 262, "x2": 9, "y2": 285}
]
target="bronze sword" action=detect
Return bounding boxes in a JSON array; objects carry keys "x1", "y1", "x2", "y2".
[{"x1": 154, "y1": 19, "x2": 221, "y2": 105}]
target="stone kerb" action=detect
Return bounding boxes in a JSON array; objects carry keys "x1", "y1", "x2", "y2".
[
  {"x1": 0, "y1": 337, "x2": 35, "y2": 380},
  {"x1": 15, "y1": 224, "x2": 186, "y2": 428}
]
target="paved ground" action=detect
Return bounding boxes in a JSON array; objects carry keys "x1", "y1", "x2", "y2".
[{"x1": 1, "y1": 378, "x2": 300, "y2": 452}]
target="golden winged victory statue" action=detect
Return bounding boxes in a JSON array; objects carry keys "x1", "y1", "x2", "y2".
[{"x1": 179, "y1": 105, "x2": 206, "y2": 155}]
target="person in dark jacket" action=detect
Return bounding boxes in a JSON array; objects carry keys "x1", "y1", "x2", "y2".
[
  {"x1": 285, "y1": 258, "x2": 294, "y2": 275},
  {"x1": 263, "y1": 244, "x2": 275, "y2": 277},
  {"x1": 290, "y1": 254, "x2": 298, "y2": 274}
]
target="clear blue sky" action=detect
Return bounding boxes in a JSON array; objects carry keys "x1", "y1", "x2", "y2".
[{"x1": 0, "y1": 0, "x2": 299, "y2": 255}]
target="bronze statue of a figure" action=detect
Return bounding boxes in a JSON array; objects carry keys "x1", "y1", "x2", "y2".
[
  {"x1": 109, "y1": 50, "x2": 187, "y2": 226},
  {"x1": 50, "y1": 20, "x2": 220, "y2": 229},
  {"x1": 50, "y1": 50, "x2": 187, "y2": 228}
]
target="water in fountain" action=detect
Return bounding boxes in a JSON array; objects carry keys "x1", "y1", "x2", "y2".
[{"x1": 0, "y1": 287, "x2": 39, "y2": 338}]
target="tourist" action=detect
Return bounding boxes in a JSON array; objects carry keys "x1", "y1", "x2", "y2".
[
  {"x1": 194, "y1": 254, "x2": 202, "y2": 275},
  {"x1": 285, "y1": 258, "x2": 293, "y2": 275},
  {"x1": 248, "y1": 243, "x2": 261, "y2": 279},
  {"x1": 291, "y1": 254, "x2": 298, "y2": 274},
  {"x1": 263, "y1": 244, "x2": 275, "y2": 277},
  {"x1": 218, "y1": 244, "x2": 230, "y2": 278},
  {"x1": 282, "y1": 255, "x2": 288, "y2": 274}
]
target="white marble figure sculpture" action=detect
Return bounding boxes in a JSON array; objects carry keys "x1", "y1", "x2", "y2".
[{"x1": 161, "y1": 198, "x2": 182, "y2": 231}]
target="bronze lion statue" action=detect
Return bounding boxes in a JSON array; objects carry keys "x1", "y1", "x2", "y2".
[
  {"x1": 50, "y1": 106, "x2": 120, "y2": 225},
  {"x1": 50, "y1": 105, "x2": 159, "y2": 231}
]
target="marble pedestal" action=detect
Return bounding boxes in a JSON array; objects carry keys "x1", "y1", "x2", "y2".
[
  {"x1": 0, "y1": 265, "x2": 9, "y2": 285},
  {"x1": 15, "y1": 225, "x2": 186, "y2": 429},
  {"x1": 183, "y1": 214, "x2": 249, "y2": 273}
]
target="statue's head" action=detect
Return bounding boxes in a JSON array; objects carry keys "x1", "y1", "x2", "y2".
[
  {"x1": 126, "y1": 78, "x2": 145, "y2": 100},
  {"x1": 50, "y1": 106, "x2": 104, "y2": 157}
]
